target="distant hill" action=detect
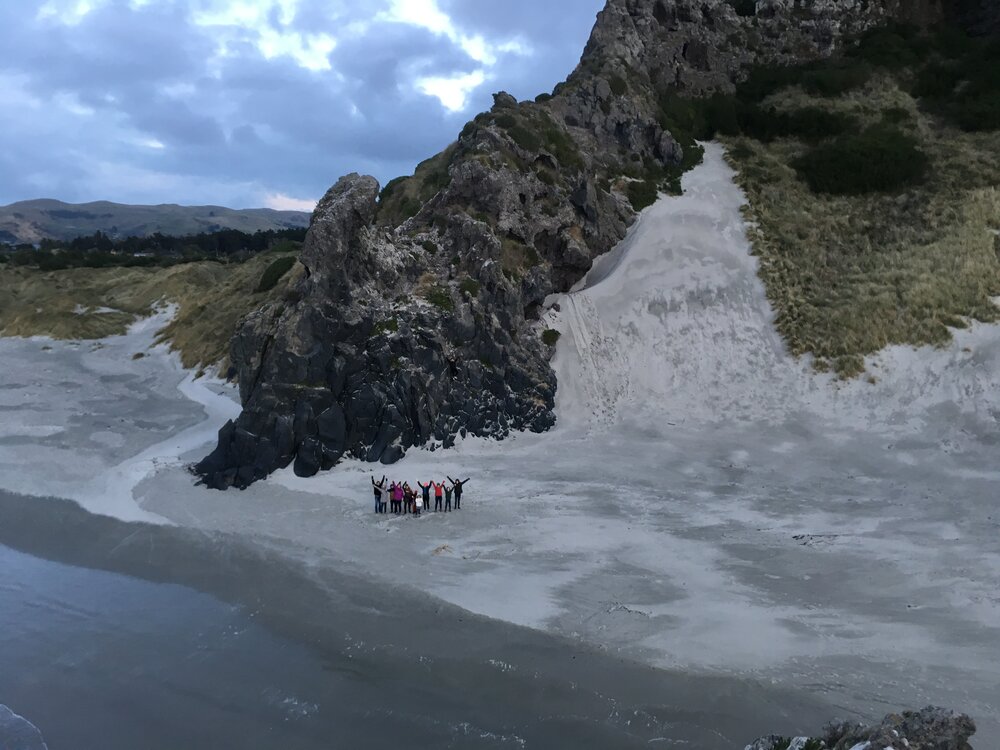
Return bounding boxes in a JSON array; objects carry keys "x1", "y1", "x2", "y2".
[{"x1": 0, "y1": 199, "x2": 312, "y2": 244}]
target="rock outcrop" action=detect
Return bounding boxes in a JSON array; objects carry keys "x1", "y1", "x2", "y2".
[
  {"x1": 745, "y1": 706, "x2": 977, "y2": 750},
  {"x1": 197, "y1": 0, "x2": 947, "y2": 489}
]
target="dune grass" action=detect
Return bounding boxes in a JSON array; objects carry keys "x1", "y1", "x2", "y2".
[
  {"x1": 0, "y1": 249, "x2": 303, "y2": 373},
  {"x1": 725, "y1": 74, "x2": 1000, "y2": 376}
]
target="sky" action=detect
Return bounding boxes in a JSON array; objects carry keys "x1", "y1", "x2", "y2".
[{"x1": 0, "y1": 0, "x2": 605, "y2": 211}]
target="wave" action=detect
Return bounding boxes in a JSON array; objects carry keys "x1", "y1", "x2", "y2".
[{"x1": 0, "y1": 705, "x2": 49, "y2": 750}]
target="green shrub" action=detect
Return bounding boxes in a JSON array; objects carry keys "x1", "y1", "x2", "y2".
[
  {"x1": 378, "y1": 176, "x2": 408, "y2": 204},
  {"x1": 423, "y1": 287, "x2": 454, "y2": 312},
  {"x1": 494, "y1": 113, "x2": 517, "y2": 129},
  {"x1": 914, "y1": 33, "x2": 1000, "y2": 132},
  {"x1": 914, "y1": 63, "x2": 963, "y2": 99},
  {"x1": 459, "y1": 278, "x2": 480, "y2": 297},
  {"x1": 608, "y1": 74, "x2": 628, "y2": 96},
  {"x1": 801, "y1": 62, "x2": 872, "y2": 96},
  {"x1": 727, "y1": 0, "x2": 756, "y2": 16},
  {"x1": 536, "y1": 168, "x2": 556, "y2": 186},
  {"x1": 701, "y1": 93, "x2": 742, "y2": 136},
  {"x1": 850, "y1": 24, "x2": 927, "y2": 70},
  {"x1": 421, "y1": 240, "x2": 439, "y2": 254},
  {"x1": 256, "y1": 256, "x2": 297, "y2": 293},
  {"x1": 741, "y1": 105, "x2": 859, "y2": 142},
  {"x1": 539, "y1": 114, "x2": 585, "y2": 170},
  {"x1": 736, "y1": 59, "x2": 871, "y2": 103},
  {"x1": 535, "y1": 93, "x2": 552, "y2": 103},
  {"x1": 737, "y1": 65, "x2": 802, "y2": 103},
  {"x1": 793, "y1": 126, "x2": 929, "y2": 195},
  {"x1": 627, "y1": 180, "x2": 659, "y2": 211},
  {"x1": 882, "y1": 106, "x2": 911, "y2": 124},
  {"x1": 376, "y1": 145, "x2": 456, "y2": 226},
  {"x1": 542, "y1": 329, "x2": 561, "y2": 346},
  {"x1": 373, "y1": 318, "x2": 399, "y2": 335},
  {"x1": 677, "y1": 141, "x2": 705, "y2": 172},
  {"x1": 949, "y1": 92, "x2": 1000, "y2": 132},
  {"x1": 508, "y1": 124, "x2": 542, "y2": 152},
  {"x1": 270, "y1": 239, "x2": 303, "y2": 254},
  {"x1": 659, "y1": 95, "x2": 712, "y2": 140}
]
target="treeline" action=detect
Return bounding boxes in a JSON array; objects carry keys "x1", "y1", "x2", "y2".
[{"x1": 0, "y1": 227, "x2": 307, "y2": 271}]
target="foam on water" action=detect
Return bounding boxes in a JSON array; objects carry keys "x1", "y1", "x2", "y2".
[{"x1": 0, "y1": 705, "x2": 49, "y2": 750}]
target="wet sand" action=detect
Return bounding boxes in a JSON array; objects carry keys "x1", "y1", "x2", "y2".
[{"x1": 0, "y1": 490, "x2": 832, "y2": 749}]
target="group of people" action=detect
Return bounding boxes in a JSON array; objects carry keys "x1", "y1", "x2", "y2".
[{"x1": 370, "y1": 475, "x2": 470, "y2": 515}]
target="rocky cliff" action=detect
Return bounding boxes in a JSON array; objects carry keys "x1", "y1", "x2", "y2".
[
  {"x1": 196, "y1": 0, "x2": 950, "y2": 489},
  {"x1": 745, "y1": 705, "x2": 976, "y2": 750}
]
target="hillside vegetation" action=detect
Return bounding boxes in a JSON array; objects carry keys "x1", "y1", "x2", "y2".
[
  {"x1": 0, "y1": 247, "x2": 303, "y2": 373},
  {"x1": 705, "y1": 24, "x2": 1000, "y2": 376},
  {"x1": 0, "y1": 199, "x2": 310, "y2": 245}
]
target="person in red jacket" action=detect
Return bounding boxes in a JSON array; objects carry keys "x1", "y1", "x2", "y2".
[{"x1": 433, "y1": 480, "x2": 444, "y2": 511}]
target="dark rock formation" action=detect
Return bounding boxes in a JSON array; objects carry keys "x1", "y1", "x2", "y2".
[
  {"x1": 197, "y1": 0, "x2": 946, "y2": 489},
  {"x1": 952, "y1": 0, "x2": 1000, "y2": 36},
  {"x1": 745, "y1": 706, "x2": 977, "y2": 750}
]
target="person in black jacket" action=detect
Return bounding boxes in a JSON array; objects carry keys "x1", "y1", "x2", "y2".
[
  {"x1": 444, "y1": 483, "x2": 454, "y2": 512},
  {"x1": 371, "y1": 475, "x2": 387, "y2": 514},
  {"x1": 447, "y1": 476, "x2": 470, "y2": 510}
]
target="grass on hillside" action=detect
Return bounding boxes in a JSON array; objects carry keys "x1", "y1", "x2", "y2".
[
  {"x1": 724, "y1": 73, "x2": 1000, "y2": 376},
  {"x1": 0, "y1": 249, "x2": 303, "y2": 373}
]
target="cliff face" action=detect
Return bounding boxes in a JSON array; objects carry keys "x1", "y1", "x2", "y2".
[{"x1": 196, "y1": 0, "x2": 942, "y2": 489}]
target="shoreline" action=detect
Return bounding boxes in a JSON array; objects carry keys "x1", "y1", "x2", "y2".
[{"x1": 0, "y1": 489, "x2": 836, "y2": 749}]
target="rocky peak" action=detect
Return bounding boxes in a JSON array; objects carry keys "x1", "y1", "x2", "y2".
[
  {"x1": 299, "y1": 174, "x2": 380, "y2": 298},
  {"x1": 577, "y1": 0, "x2": 944, "y2": 93}
]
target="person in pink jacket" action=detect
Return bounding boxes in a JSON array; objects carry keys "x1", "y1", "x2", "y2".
[{"x1": 392, "y1": 482, "x2": 404, "y2": 514}]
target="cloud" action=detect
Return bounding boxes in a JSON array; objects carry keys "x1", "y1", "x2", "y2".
[
  {"x1": 0, "y1": 0, "x2": 606, "y2": 208},
  {"x1": 265, "y1": 192, "x2": 318, "y2": 212},
  {"x1": 417, "y1": 70, "x2": 486, "y2": 112}
]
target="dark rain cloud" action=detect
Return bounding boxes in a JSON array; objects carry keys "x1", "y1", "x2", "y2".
[{"x1": 0, "y1": 0, "x2": 605, "y2": 208}]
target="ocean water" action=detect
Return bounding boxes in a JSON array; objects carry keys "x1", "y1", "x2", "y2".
[{"x1": 0, "y1": 490, "x2": 830, "y2": 750}]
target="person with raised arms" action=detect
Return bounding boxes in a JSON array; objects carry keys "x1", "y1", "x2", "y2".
[
  {"x1": 444, "y1": 482, "x2": 454, "y2": 512},
  {"x1": 417, "y1": 481, "x2": 432, "y2": 513},
  {"x1": 371, "y1": 475, "x2": 387, "y2": 514},
  {"x1": 447, "y1": 476, "x2": 470, "y2": 510},
  {"x1": 391, "y1": 482, "x2": 404, "y2": 514}
]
